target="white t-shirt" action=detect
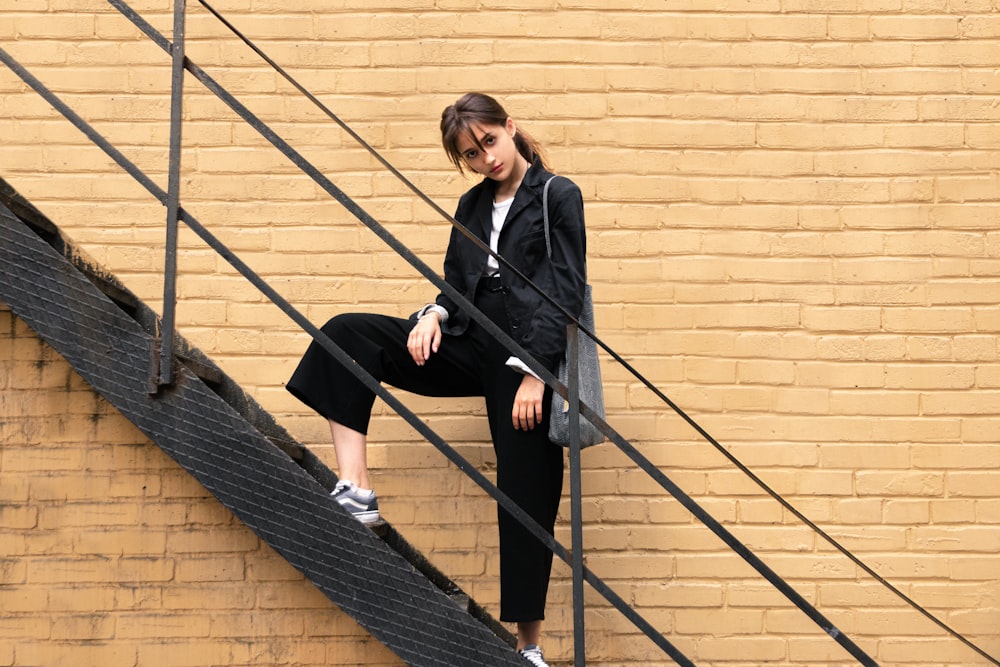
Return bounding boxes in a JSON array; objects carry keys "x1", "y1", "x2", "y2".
[{"x1": 486, "y1": 197, "x2": 514, "y2": 274}]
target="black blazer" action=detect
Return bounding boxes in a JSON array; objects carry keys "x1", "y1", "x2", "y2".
[{"x1": 428, "y1": 162, "x2": 588, "y2": 372}]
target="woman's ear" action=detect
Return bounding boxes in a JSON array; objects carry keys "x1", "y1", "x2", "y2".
[{"x1": 506, "y1": 116, "x2": 517, "y2": 137}]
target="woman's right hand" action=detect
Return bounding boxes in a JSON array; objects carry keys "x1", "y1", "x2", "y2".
[{"x1": 407, "y1": 312, "x2": 442, "y2": 366}]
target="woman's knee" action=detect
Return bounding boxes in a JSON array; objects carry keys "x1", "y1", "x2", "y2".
[{"x1": 321, "y1": 312, "x2": 376, "y2": 345}]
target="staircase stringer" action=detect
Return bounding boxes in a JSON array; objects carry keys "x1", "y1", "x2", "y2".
[{"x1": 0, "y1": 188, "x2": 523, "y2": 667}]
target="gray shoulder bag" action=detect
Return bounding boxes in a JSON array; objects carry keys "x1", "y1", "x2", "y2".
[{"x1": 543, "y1": 176, "x2": 606, "y2": 448}]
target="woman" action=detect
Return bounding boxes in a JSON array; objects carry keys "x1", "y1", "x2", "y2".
[{"x1": 287, "y1": 92, "x2": 588, "y2": 666}]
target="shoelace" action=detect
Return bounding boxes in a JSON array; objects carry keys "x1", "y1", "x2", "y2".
[{"x1": 331, "y1": 481, "x2": 353, "y2": 497}]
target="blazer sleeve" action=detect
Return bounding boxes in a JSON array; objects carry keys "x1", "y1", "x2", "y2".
[
  {"x1": 405, "y1": 189, "x2": 472, "y2": 326},
  {"x1": 437, "y1": 223, "x2": 467, "y2": 318},
  {"x1": 522, "y1": 177, "x2": 588, "y2": 371},
  {"x1": 425, "y1": 189, "x2": 484, "y2": 334}
]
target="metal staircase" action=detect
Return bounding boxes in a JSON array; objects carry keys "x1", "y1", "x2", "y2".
[{"x1": 0, "y1": 178, "x2": 522, "y2": 667}]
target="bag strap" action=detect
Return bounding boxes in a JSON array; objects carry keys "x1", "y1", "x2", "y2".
[{"x1": 542, "y1": 175, "x2": 558, "y2": 259}]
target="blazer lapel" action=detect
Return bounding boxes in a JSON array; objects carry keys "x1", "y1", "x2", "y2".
[
  {"x1": 469, "y1": 180, "x2": 496, "y2": 244},
  {"x1": 499, "y1": 164, "x2": 548, "y2": 239}
]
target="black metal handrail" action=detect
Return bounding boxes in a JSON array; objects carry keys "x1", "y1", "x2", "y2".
[{"x1": 3, "y1": 1, "x2": 997, "y2": 663}]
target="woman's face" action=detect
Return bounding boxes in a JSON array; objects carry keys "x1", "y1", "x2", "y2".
[{"x1": 455, "y1": 118, "x2": 525, "y2": 185}]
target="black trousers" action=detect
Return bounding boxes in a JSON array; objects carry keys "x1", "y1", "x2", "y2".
[{"x1": 287, "y1": 282, "x2": 564, "y2": 622}]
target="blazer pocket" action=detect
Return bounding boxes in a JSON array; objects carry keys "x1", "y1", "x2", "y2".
[{"x1": 517, "y1": 229, "x2": 548, "y2": 266}]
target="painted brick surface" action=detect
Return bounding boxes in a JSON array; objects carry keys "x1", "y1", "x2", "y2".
[
  {"x1": 0, "y1": 307, "x2": 402, "y2": 666},
  {"x1": 1, "y1": 0, "x2": 998, "y2": 665}
]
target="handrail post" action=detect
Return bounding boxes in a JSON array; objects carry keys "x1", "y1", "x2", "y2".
[
  {"x1": 155, "y1": 0, "x2": 186, "y2": 391},
  {"x1": 566, "y1": 322, "x2": 586, "y2": 666}
]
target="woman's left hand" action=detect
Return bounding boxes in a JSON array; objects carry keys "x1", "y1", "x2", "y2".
[
  {"x1": 407, "y1": 312, "x2": 442, "y2": 366},
  {"x1": 512, "y1": 374, "x2": 545, "y2": 431}
]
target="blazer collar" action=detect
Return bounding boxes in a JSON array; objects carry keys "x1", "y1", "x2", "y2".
[{"x1": 505, "y1": 160, "x2": 551, "y2": 227}]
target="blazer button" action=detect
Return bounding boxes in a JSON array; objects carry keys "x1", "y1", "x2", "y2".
[{"x1": 511, "y1": 319, "x2": 520, "y2": 329}]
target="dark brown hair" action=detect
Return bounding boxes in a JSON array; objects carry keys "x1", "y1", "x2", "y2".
[{"x1": 440, "y1": 92, "x2": 548, "y2": 174}]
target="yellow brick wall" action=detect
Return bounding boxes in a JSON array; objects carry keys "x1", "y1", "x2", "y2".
[
  {"x1": 0, "y1": 307, "x2": 402, "y2": 666},
  {"x1": 1, "y1": 0, "x2": 998, "y2": 665}
]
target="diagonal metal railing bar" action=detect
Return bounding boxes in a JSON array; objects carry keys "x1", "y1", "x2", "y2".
[
  {"x1": 0, "y1": 45, "x2": 695, "y2": 667},
  {"x1": 184, "y1": 4, "x2": 1000, "y2": 665},
  {"x1": 99, "y1": 6, "x2": 883, "y2": 663}
]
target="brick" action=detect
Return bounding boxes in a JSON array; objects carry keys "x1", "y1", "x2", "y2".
[
  {"x1": 12, "y1": 15, "x2": 96, "y2": 40},
  {"x1": 959, "y1": 12, "x2": 1000, "y2": 37},
  {"x1": 4, "y1": 448, "x2": 87, "y2": 473},
  {"x1": 976, "y1": 499, "x2": 1000, "y2": 523},
  {"x1": 880, "y1": 637, "x2": 979, "y2": 662},
  {"x1": 788, "y1": 636, "x2": 880, "y2": 663},
  {"x1": 883, "y1": 499, "x2": 931, "y2": 524},
  {"x1": 210, "y1": 611, "x2": 306, "y2": 640},
  {"x1": 945, "y1": 607, "x2": 1000, "y2": 636},
  {"x1": 758, "y1": 67, "x2": 862, "y2": 94},
  {"x1": 946, "y1": 472, "x2": 1000, "y2": 498},
  {"x1": 766, "y1": 608, "x2": 852, "y2": 635},
  {"x1": 40, "y1": 503, "x2": 139, "y2": 529},
  {"x1": 26, "y1": 557, "x2": 175, "y2": 584},
  {"x1": 857, "y1": 471, "x2": 945, "y2": 496},
  {"x1": 910, "y1": 581, "x2": 1000, "y2": 610},
  {"x1": 697, "y1": 636, "x2": 787, "y2": 661},
  {"x1": 0, "y1": 478, "x2": 29, "y2": 506},
  {"x1": 633, "y1": 582, "x2": 722, "y2": 608},
  {"x1": 866, "y1": 68, "x2": 965, "y2": 95},
  {"x1": 904, "y1": 335, "x2": 952, "y2": 360},
  {"x1": 873, "y1": 15, "x2": 961, "y2": 38},
  {"x1": 136, "y1": 641, "x2": 250, "y2": 667},
  {"x1": 51, "y1": 614, "x2": 115, "y2": 640},
  {"x1": 930, "y1": 499, "x2": 977, "y2": 523},
  {"x1": 0, "y1": 506, "x2": 37, "y2": 530},
  {"x1": 885, "y1": 364, "x2": 975, "y2": 389},
  {"x1": 924, "y1": 390, "x2": 1000, "y2": 415},
  {"x1": 803, "y1": 304, "x2": 889, "y2": 333},
  {"x1": 117, "y1": 613, "x2": 213, "y2": 639},
  {"x1": 160, "y1": 582, "x2": 257, "y2": 611},
  {"x1": 15, "y1": 643, "x2": 137, "y2": 667},
  {"x1": 828, "y1": 390, "x2": 920, "y2": 417},
  {"x1": 166, "y1": 527, "x2": 260, "y2": 554},
  {"x1": 28, "y1": 473, "x2": 107, "y2": 502},
  {"x1": 75, "y1": 529, "x2": 168, "y2": 556},
  {"x1": 822, "y1": 526, "x2": 908, "y2": 551},
  {"x1": 588, "y1": 553, "x2": 675, "y2": 583},
  {"x1": 256, "y1": 580, "x2": 336, "y2": 610},
  {"x1": 0, "y1": 586, "x2": 48, "y2": 613},
  {"x1": 47, "y1": 585, "x2": 116, "y2": 612},
  {"x1": 833, "y1": 499, "x2": 884, "y2": 525},
  {"x1": 968, "y1": 122, "x2": 1000, "y2": 147},
  {"x1": 114, "y1": 585, "x2": 163, "y2": 612}
]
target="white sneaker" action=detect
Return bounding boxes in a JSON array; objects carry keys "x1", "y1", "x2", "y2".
[{"x1": 518, "y1": 644, "x2": 549, "y2": 667}]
